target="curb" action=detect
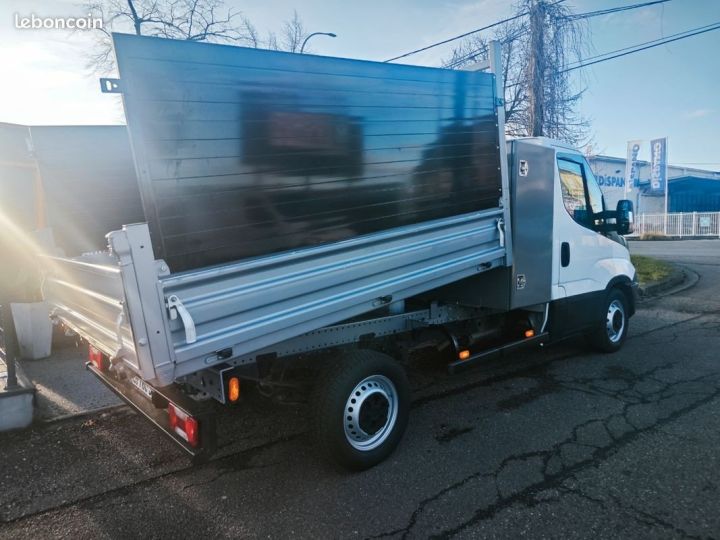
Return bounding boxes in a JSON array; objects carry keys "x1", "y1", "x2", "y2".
[
  {"x1": 638, "y1": 264, "x2": 686, "y2": 298},
  {"x1": 631, "y1": 237, "x2": 720, "y2": 242}
]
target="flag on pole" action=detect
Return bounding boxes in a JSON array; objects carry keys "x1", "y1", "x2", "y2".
[
  {"x1": 624, "y1": 140, "x2": 642, "y2": 197},
  {"x1": 650, "y1": 137, "x2": 667, "y2": 193}
]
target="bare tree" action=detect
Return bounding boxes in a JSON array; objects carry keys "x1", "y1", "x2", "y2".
[
  {"x1": 444, "y1": 0, "x2": 591, "y2": 145},
  {"x1": 263, "y1": 11, "x2": 310, "y2": 53},
  {"x1": 280, "y1": 10, "x2": 307, "y2": 53},
  {"x1": 265, "y1": 31, "x2": 279, "y2": 51},
  {"x1": 83, "y1": 0, "x2": 309, "y2": 74},
  {"x1": 444, "y1": 21, "x2": 529, "y2": 139}
]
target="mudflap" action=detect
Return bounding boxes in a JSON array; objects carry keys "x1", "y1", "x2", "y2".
[{"x1": 87, "y1": 363, "x2": 217, "y2": 464}]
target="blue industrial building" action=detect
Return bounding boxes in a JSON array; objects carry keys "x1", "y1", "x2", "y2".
[{"x1": 668, "y1": 177, "x2": 720, "y2": 212}]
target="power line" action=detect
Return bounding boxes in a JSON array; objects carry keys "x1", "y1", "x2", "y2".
[
  {"x1": 444, "y1": 28, "x2": 527, "y2": 69},
  {"x1": 445, "y1": 48, "x2": 487, "y2": 69},
  {"x1": 499, "y1": 21, "x2": 720, "y2": 89},
  {"x1": 444, "y1": 1, "x2": 670, "y2": 70},
  {"x1": 563, "y1": 21, "x2": 720, "y2": 69},
  {"x1": 384, "y1": 0, "x2": 667, "y2": 65},
  {"x1": 563, "y1": 0, "x2": 669, "y2": 21},
  {"x1": 383, "y1": 0, "x2": 566, "y2": 63},
  {"x1": 383, "y1": 12, "x2": 528, "y2": 63},
  {"x1": 561, "y1": 21, "x2": 720, "y2": 72}
]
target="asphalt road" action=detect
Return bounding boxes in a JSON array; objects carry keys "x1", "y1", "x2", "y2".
[{"x1": 1, "y1": 240, "x2": 719, "y2": 539}]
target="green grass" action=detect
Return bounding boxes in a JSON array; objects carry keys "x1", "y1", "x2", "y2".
[{"x1": 631, "y1": 255, "x2": 672, "y2": 285}]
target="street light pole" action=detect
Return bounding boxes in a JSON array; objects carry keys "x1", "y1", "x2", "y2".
[{"x1": 300, "y1": 32, "x2": 337, "y2": 53}]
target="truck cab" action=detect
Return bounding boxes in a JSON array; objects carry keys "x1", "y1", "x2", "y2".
[
  {"x1": 512, "y1": 137, "x2": 638, "y2": 347},
  {"x1": 431, "y1": 136, "x2": 637, "y2": 353}
]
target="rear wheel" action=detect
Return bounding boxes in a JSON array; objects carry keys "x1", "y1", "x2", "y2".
[
  {"x1": 312, "y1": 349, "x2": 410, "y2": 470},
  {"x1": 589, "y1": 289, "x2": 629, "y2": 353}
]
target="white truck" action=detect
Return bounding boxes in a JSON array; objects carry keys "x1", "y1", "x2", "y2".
[{"x1": 41, "y1": 34, "x2": 637, "y2": 470}]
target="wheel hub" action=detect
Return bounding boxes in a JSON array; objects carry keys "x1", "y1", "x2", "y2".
[
  {"x1": 358, "y1": 393, "x2": 390, "y2": 435},
  {"x1": 344, "y1": 375, "x2": 398, "y2": 451},
  {"x1": 606, "y1": 299, "x2": 626, "y2": 343}
]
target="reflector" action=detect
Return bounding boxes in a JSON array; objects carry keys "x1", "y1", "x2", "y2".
[
  {"x1": 228, "y1": 377, "x2": 241, "y2": 402},
  {"x1": 88, "y1": 345, "x2": 106, "y2": 371},
  {"x1": 185, "y1": 416, "x2": 199, "y2": 447},
  {"x1": 167, "y1": 402, "x2": 200, "y2": 448}
]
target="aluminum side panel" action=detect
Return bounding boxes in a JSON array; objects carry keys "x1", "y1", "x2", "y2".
[
  {"x1": 160, "y1": 210, "x2": 505, "y2": 379},
  {"x1": 111, "y1": 33, "x2": 503, "y2": 272},
  {"x1": 41, "y1": 254, "x2": 138, "y2": 368}
]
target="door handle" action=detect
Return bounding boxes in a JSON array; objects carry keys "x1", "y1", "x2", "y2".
[{"x1": 561, "y1": 242, "x2": 570, "y2": 267}]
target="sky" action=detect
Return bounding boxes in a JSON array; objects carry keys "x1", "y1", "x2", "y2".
[{"x1": 1, "y1": 0, "x2": 719, "y2": 167}]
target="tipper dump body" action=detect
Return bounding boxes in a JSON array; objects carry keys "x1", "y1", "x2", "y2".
[{"x1": 43, "y1": 34, "x2": 510, "y2": 387}]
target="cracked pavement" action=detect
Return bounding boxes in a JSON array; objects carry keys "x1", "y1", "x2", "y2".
[{"x1": 1, "y1": 240, "x2": 719, "y2": 539}]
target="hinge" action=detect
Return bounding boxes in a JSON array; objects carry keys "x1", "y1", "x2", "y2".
[
  {"x1": 99, "y1": 78, "x2": 123, "y2": 93},
  {"x1": 167, "y1": 295, "x2": 197, "y2": 344}
]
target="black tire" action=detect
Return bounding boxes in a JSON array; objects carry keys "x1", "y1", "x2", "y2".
[
  {"x1": 312, "y1": 349, "x2": 410, "y2": 471},
  {"x1": 588, "y1": 288, "x2": 629, "y2": 353}
]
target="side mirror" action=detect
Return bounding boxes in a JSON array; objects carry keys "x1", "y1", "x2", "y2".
[{"x1": 616, "y1": 199, "x2": 634, "y2": 235}]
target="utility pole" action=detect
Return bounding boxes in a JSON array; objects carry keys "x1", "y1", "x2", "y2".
[{"x1": 528, "y1": 0, "x2": 546, "y2": 137}]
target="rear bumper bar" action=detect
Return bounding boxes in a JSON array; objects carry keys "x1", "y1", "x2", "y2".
[{"x1": 86, "y1": 363, "x2": 217, "y2": 462}]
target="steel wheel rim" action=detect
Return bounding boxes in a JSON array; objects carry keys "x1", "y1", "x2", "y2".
[
  {"x1": 343, "y1": 374, "x2": 398, "y2": 451},
  {"x1": 606, "y1": 299, "x2": 625, "y2": 343}
]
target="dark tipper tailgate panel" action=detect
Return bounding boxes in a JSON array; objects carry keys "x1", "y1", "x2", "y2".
[{"x1": 112, "y1": 34, "x2": 502, "y2": 272}]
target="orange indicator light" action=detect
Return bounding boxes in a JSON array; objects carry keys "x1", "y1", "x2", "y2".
[{"x1": 228, "y1": 376, "x2": 241, "y2": 402}]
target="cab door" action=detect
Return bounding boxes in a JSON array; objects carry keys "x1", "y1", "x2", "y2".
[{"x1": 555, "y1": 153, "x2": 619, "y2": 326}]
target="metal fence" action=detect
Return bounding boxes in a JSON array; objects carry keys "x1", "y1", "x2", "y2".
[{"x1": 632, "y1": 212, "x2": 720, "y2": 238}]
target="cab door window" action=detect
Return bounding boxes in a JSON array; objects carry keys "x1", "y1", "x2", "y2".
[
  {"x1": 581, "y1": 159, "x2": 605, "y2": 216},
  {"x1": 558, "y1": 158, "x2": 590, "y2": 226},
  {"x1": 558, "y1": 156, "x2": 606, "y2": 230}
]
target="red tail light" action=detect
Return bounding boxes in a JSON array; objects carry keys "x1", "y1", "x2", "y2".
[
  {"x1": 167, "y1": 402, "x2": 200, "y2": 448},
  {"x1": 88, "y1": 345, "x2": 108, "y2": 371}
]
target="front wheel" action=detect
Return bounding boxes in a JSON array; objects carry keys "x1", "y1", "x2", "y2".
[
  {"x1": 588, "y1": 289, "x2": 629, "y2": 353},
  {"x1": 312, "y1": 349, "x2": 410, "y2": 471}
]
